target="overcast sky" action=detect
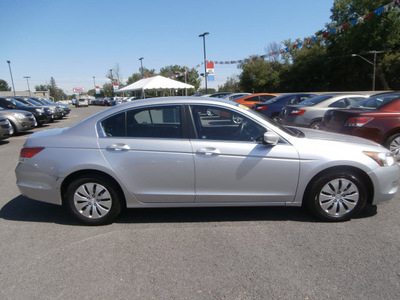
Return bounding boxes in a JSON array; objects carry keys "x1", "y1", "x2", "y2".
[{"x1": 1, "y1": 0, "x2": 333, "y2": 94}]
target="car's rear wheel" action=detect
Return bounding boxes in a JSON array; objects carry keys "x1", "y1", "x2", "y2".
[
  {"x1": 384, "y1": 133, "x2": 400, "y2": 160},
  {"x1": 65, "y1": 175, "x2": 122, "y2": 225},
  {"x1": 305, "y1": 171, "x2": 367, "y2": 222},
  {"x1": 310, "y1": 121, "x2": 321, "y2": 130}
]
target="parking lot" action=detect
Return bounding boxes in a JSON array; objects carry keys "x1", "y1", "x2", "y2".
[{"x1": 0, "y1": 105, "x2": 399, "y2": 299}]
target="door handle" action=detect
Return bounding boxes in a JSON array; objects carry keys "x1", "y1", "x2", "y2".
[
  {"x1": 106, "y1": 144, "x2": 130, "y2": 151},
  {"x1": 197, "y1": 147, "x2": 221, "y2": 156}
]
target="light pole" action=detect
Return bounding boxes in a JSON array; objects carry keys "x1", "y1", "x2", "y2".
[
  {"x1": 92, "y1": 76, "x2": 96, "y2": 97},
  {"x1": 139, "y1": 57, "x2": 144, "y2": 78},
  {"x1": 175, "y1": 70, "x2": 188, "y2": 96},
  {"x1": 109, "y1": 69, "x2": 114, "y2": 97},
  {"x1": 199, "y1": 32, "x2": 209, "y2": 93},
  {"x1": 351, "y1": 51, "x2": 384, "y2": 91},
  {"x1": 23, "y1": 76, "x2": 31, "y2": 97},
  {"x1": 7, "y1": 60, "x2": 16, "y2": 96}
]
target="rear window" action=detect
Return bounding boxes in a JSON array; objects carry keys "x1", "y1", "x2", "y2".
[
  {"x1": 298, "y1": 95, "x2": 334, "y2": 106},
  {"x1": 350, "y1": 94, "x2": 400, "y2": 110}
]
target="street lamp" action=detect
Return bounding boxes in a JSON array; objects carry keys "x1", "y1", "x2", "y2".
[
  {"x1": 23, "y1": 76, "x2": 31, "y2": 97},
  {"x1": 109, "y1": 69, "x2": 114, "y2": 97},
  {"x1": 139, "y1": 57, "x2": 144, "y2": 78},
  {"x1": 6, "y1": 60, "x2": 16, "y2": 96},
  {"x1": 92, "y1": 76, "x2": 96, "y2": 98},
  {"x1": 351, "y1": 51, "x2": 384, "y2": 91},
  {"x1": 199, "y1": 32, "x2": 209, "y2": 93}
]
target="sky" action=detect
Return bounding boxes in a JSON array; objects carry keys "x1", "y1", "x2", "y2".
[{"x1": 0, "y1": 0, "x2": 334, "y2": 95}]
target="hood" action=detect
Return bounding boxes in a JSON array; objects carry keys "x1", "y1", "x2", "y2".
[{"x1": 295, "y1": 127, "x2": 380, "y2": 146}]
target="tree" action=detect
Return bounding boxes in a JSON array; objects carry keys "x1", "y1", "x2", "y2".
[
  {"x1": 325, "y1": 0, "x2": 400, "y2": 90},
  {"x1": 160, "y1": 65, "x2": 201, "y2": 91},
  {"x1": 238, "y1": 58, "x2": 284, "y2": 93},
  {"x1": 126, "y1": 67, "x2": 157, "y2": 85},
  {"x1": 0, "y1": 79, "x2": 11, "y2": 91},
  {"x1": 218, "y1": 75, "x2": 241, "y2": 92},
  {"x1": 34, "y1": 78, "x2": 67, "y2": 101}
]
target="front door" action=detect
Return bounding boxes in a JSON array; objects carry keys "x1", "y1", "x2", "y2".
[{"x1": 189, "y1": 105, "x2": 300, "y2": 203}]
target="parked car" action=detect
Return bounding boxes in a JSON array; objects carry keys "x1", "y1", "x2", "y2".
[
  {"x1": 0, "y1": 107, "x2": 36, "y2": 135},
  {"x1": 321, "y1": 92, "x2": 400, "y2": 159},
  {"x1": 0, "y1": 116, "x2": 12, "y2": 140},
  {"x1": 13, "y1": 97, "x2": 61, "y2": 121},
  {"x1": 31, "y1": 97, "x2": 71, "y2": 116},
  {"x1": 279, "y1": 94, "x2": 368, "y2": 129},
  {"x1": 16, "y1": 97, "x2": 399, "y2": 225},
  {"x1": 75, "y1": 99, "x2": 89, "y2": 107},
  {"x1": 209, "y1": 92, "x2": 233, "y2": 98},
  {"x1": 221, "y1": 93, "x2": 251, "y2": 101},
  {"x1": 0, "y1": 97, "x2": 52, "y2": 126},
  {"x1": 254, "y1": 93, "x2": 317, "y2": 121},
  {"x1": 233, "y1": 93, "x2": 278, "y2": 108}
]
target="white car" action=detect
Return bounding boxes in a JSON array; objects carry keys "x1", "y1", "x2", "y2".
[{"x1": 75, "y1": 99, "x2": 88, "y2": 107}]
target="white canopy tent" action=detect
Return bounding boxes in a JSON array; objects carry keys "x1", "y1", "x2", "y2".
[{"x1": 117, "y1": 75, "x2": 194, "y2": 97}]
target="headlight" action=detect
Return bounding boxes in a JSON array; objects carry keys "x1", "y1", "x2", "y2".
[
  {"x1": 363, "y1": 151, "x2": 397, "y2": 167},
  {"x1": 35, "y1": 108, "x2": 44, "y2": 113}
]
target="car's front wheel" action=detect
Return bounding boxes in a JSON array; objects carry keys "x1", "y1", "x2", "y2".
[
  {"x1": 305, "y1": 171, "x2": 367, "y2": 222},
  {"x1": 65, "y1": 175, "x2": 122, "y2": 225},
  {"x1": 384, "y1": 133, "x2": 400, "y2": 160}
]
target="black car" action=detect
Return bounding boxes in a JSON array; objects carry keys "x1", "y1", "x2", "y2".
[
  {"x1": 0, "y1": 97, "x2": 52, "y2": 126},
  {"x1": 13, "y1": 97, "x2": 60, "y2": 121},
  {"x1": 31, "y1": 97, "x2": 71, "y2": 116}
]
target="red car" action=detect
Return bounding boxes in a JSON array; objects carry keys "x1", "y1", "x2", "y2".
[{"x1": 321, "y1": 93, "x2": 400, "y2": 159}]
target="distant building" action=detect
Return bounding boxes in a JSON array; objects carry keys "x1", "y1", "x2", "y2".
[{"x1": 0, "y1": 90, "x2": 50, "y2": 98}]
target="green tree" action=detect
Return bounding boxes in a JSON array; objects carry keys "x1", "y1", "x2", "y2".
[
  {"x1": 239, "y1": 58, "x2": 284, "y2": 93},
  {"x1": 218, "y1": 75, "x2": 241, "y2": 92},
  {"x1": 0, "y1": 79, "x2": 11, "y2": 91},
  {"x1": 325, "y1": 0, "x2": 400, "y2": 90},
  {"x1": 160, "y1": 65, "x2": 201, "y2": 91},
  {"x1": 126, "y1": 67, "x2": 157, "y2": 85}
]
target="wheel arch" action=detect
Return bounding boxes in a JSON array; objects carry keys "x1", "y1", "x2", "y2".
[
  {"x1": 302, "y1": 165, "x2": 374, "y2": 206},
  {"x1": 60, "y1": 169, "x2": 127, "y2": 208},
  {"x1": 383, "y1": 128, "x2": 400, "y2": 145}
]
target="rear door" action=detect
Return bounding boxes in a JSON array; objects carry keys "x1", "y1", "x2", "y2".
[{"x1": 98, "y1": 105, "x2": 195, "y2": 203}]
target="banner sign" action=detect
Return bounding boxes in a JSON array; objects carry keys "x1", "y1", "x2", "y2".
[
  {"x1": 170, "y1": 0, "x2": 400, "y2": 79},
  {"x1": 206, "y1": 62, "x2": 215, "y2": 81},
  {"x1": 73, "y1": 87, "x2": 84, "y2": 93},
  {"x1": 113, "y1": 82, "x2": 119, "y2": 92},
  {"x1": 95, "y1": 86, "x2": 100, "y2": 95}
]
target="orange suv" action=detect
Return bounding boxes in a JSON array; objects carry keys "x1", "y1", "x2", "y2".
[{"x1": 233, "y1": 93, "x2": 277, "y2": 108}]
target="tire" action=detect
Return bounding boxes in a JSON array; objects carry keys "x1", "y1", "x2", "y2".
[
  {"x1": 9, "y1": 122, "x2": 16, "y2": 135},
  {"x1": 310, "y1": 121, "x2": 321, "y2": 130},
  {"x1": 304, "y1": 171, "x2": 367, "y2": 222},
  {"x1": 271, "y1": 113, "x2": 279, "y2": 122},
  {"x1": 384, "y1": 133, "x2": 400, "y2": 160},
  {"x1": 65, "y1": 175, "x2": 122, "y2": 225}
]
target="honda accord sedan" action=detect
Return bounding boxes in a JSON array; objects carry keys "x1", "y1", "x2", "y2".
[{"x1": 15, "y1": 97, "x2": 399, "y2": 225}]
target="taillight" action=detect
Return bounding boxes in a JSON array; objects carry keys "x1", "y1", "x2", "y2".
[
  {"x1": 345, "y1": 117, "x2": 374, "y2": 127},
  {"x1": 19, "y1": 147, "x2": 45, "y2": 162},
  {"x1": 255, "y1": 105, "x2": 267, "y2": 111},
  {"x1": 289, "y1": 109, "x2": 306, "y2": 116}
]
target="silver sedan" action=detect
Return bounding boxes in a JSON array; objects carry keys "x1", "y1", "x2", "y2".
[
  {"x1": 279, "y1": 94, "x2": 368, "y2": 129},
  {"x1": 15, "y1": 97, "x2": 399, "y2": 225}
]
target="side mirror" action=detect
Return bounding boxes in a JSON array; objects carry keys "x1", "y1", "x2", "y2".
[{"x1": 263, "y1": 131, "x2": 280, "y2": 146}]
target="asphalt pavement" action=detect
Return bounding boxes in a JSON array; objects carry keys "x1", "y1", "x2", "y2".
[{"x1": 0, "y1": 105, "x2": 399, "y2": 299}]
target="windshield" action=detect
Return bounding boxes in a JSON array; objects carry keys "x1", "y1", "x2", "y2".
[
  {"x1": 297, "y1": 94, "x2": 334, "y2": 106},
  {"x1": 265, "y1": 95, "x2": 291, "y2": 104},
  {"x1": 350, "y1": 93, "x2": 400, "y2": 109},
  {"x1": 28, "y1": 99, "x2": 42, "y2": 106},
  {"x1": 237, "y1": 104, "x2": 300, "y2": 137},
  {"x1": 8, "y1": 99, "x2": 28, "y2": 108}
]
